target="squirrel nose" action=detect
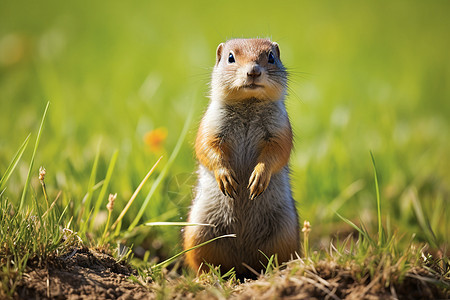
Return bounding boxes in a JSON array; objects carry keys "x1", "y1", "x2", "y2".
[{"x1": 247, "y1": 64, "x2": 262, "y2": 78}]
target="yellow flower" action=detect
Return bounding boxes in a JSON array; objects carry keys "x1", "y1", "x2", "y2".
[{"x1": 144, "y1": 127, "x2": 168, "y2": 153}]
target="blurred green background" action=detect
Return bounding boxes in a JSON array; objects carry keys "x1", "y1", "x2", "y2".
[{"x1": 1, "y1": 0, "x2": 449, "y2": 258}]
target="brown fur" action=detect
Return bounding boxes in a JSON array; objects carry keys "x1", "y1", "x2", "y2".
[
  {"x1": 248, "y1": 124, "x2": 293, "y2": 199},
  {"x1": 184, "y1": 38, "x2": 299, "y2": 278}
]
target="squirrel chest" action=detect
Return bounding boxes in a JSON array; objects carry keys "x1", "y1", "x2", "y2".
[{"x1": 212, "y1": 100, "x2": 288, "y2": 179}]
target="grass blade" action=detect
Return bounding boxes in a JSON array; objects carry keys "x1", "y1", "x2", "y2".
[
  {"x1": 370, "y1": 151, "x2": 383, "y2": 245},
  {"x1": 85, "y1": 142, "x2": 101, "y2": 208},
  {"x1": 19, "y1": 102, "x2": 50, "y2": 211},
  {"x1": 80, "y1": 207, "x2": 94, "y2": 237},
  {"x1": 58, "y1": 201, "x2": 70, "y2": 225},
  {"x1": 78, "y1": 142, "x2": 101, "y2": 228},
  {"x1": 0, "y1": 134, "x2": 31, "y2": 192},
  {"x1": 336, "y1": 211, "x2": 372, "y2": 243},
  {"x1": 129, "y1": 107, "x2": 193, "y2": 230},
  {"x1": 409, "y1": 188, "x2": 439, "y2": 249},
  {"x1": 151, "y1": 234, "x2": 236, "y2": 271},
  {"x1": 145, "y1": 222, "x2": 215, "y2": 227},
  {"x1": 90, "y1": 149, "x2": 119, "y2": 231},
  {"x1": 323, "y1": 179, "x2": 365, "y2": 219},
  {"x1": 111, "y1": 156, "x2": 162, "y2": 230}
]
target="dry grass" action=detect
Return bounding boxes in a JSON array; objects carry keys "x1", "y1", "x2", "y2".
[{"x1": 13, "y1": 251, "x2": 448, "y2": 299}]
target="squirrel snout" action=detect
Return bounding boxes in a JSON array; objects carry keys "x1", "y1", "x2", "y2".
[{"x1": 247, "y1": 64, "x2": 262, "y2": 78}]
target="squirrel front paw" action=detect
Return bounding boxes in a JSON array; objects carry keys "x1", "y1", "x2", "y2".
[
  {"x1": 215, "y1": 166, "x2": 239, "y2": 199},
  {"x1": 248, "y1": 163, "x2": 271, "y2": 200}
]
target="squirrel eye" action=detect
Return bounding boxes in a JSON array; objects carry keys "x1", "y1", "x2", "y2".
[
  {"x1": 228, "y1": 53, "x2": 235, "y2": 63},
  {"x1": 268, "y1": 52, "x2": 275, "y2": 64}
]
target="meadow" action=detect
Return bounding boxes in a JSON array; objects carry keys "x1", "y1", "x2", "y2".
[{"x1": 0, "y1": 0, "x2": 449, "y2": 298}]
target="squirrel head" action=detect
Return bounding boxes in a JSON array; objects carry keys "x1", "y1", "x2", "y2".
[{"x1": 211, "y1": 38, "x2": 288, "y2": 103}]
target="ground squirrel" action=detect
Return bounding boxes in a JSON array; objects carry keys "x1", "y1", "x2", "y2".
[{"x1": 184, "y1": 38, "x2": 299, "y2": 278}]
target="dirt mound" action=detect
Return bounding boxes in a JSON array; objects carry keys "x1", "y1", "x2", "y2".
[
  {"x1": 15, "y1": 249, "x2": 448, "y2": 299},
  {"x1": 16, "y1": 248, "x2": 153, "y2": 299},
  {"x1": 235, "y1": 261, "x2": 448, "y2": 300}
]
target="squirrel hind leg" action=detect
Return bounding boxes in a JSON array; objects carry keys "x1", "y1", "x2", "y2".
[
  {"x1": 183, "y1": 226, "x2": 203, "y2": 272},
  {"x1": 184, "y1": 226, "x2": 239, "y2": 275},
  {"x1": 183, "y1": 226, "x2": 220, "y2": 273}
]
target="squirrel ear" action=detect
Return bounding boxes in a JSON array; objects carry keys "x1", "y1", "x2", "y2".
[
  {"x1": 272, "y1": 42, "x2": 280, "y2": 59},
  {"x1": 216, "y1": 43, "x2": 224, "y2": 66}
]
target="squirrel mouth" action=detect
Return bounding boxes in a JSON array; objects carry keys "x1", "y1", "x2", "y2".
[{"x1": 242, "y1": 84, "x2": 264, "y2": 89}]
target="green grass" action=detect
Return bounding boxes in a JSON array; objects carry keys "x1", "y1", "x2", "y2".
[
  {"x1": 0, "y1": 0, "x2": 449, "y2": 297},
  {"x1": 333, "y1": 157, "x2": 446, "y2": 288}
]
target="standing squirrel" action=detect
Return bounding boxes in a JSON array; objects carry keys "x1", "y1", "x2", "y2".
[{"x1": 184, "y1": 38, "x2": 299, "y2": 278}]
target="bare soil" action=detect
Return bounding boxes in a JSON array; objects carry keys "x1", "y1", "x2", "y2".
[
  {"x1": 15, "y1": 248, "x2": 449, "y2": 299},
  {"x1": 235, "y1": 260, "x2": 448, "y2": 300},
  {"x1": 16, "y1": 248, "x2": 151, "y2": 299}
]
